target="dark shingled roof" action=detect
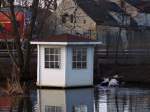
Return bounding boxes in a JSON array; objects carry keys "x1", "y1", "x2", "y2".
[
  {"x1": 75, "y1": 0, "x2": 118, "y2": 25},
  {"x1": 106, "y1": 1, "x2": 138, "y2": 27},
  {"x1": 34, "y1": 34, "x2": 97, "y2": 42},
  {"x1": 125, "y1": 0, "x2": 150, "y2": 13},
  {"x1": 107, "y1": 1, "x2": 125, "y2": 13}
]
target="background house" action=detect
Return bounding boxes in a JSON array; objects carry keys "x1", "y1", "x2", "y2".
[
  {"x1": 48, "y1": 0, "x2": 150, "y2": 82},
  {"x1": 52, "y1": 0, "x2": 150, "y2": 54},
  {"x1": 50, "y1": 0, "x2": 101, "y2": 39}
]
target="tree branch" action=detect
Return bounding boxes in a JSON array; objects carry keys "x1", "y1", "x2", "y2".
[
  {"x1": 0, "y1": 10, "x2": 12, "y2": 20},
  {"x1": 9, "y1": 0, "x2": 24, "y2": 72},
  {"x1": 4, "y1": 39, "x2": 19, "y2": 68},
  {"x1": 23, "y1": 0, "x2": 39, "y2": 74},
  {"x1": 37, "y1": 0, "x2": 55, "y2": 37}
]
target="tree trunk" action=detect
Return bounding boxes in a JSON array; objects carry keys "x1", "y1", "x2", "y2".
[
  {"x1": 7, "y1": 64, "x2": 23, "y2": 95},
  {"x1": 1, "y1": 0, "x2": 56, "y2": 95}
]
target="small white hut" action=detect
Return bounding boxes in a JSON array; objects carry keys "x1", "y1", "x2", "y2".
[{"x1": 31, "y1": 34, "x2": 101, "y2": 88}]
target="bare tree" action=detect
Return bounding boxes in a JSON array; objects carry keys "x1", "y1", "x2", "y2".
[{"x1": 0, "y1": 0, "x2": 57, "y2": 94}]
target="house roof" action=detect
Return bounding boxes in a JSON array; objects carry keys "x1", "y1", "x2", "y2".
[
  {"x1": 0, "y1": 12, "x2": 24, "y2": 22},
  {"x1": 125, "y1": 0, "x2": 150, "y2": 13},
  {"x1": 0, "y1": 33, "x2": 14, "y2": 40},
  {"x1": 106, "y1": 1, "x2": 138, "y2": 27},
  {"x1": 0, "y1": 97, "x2": 11, "y2": 108},
  {"x1": 107, "y1": 1, "x2": 125, "y2": 13},
  {"x1": 0, "y1": 11, "x2": 25, "y2": 34},
  {"x1": 74, "y1": 0, "x2": 118, "y2": 25},
  {"x1": 31, "y1": 34, "x2": 102, "y2": 45},
  {"x1": 34, "y1": 34, "x2": 96, "y2": 42}
]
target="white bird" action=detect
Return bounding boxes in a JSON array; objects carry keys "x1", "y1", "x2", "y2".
[
  {"x1": 100, "y1": 78, "x2": 109, "y2": 86},
  {"x1": 113, "y1": 74, "x2": 119, "y2": 79},
  {"x1": 108, "y1": 78, "x2": 119, "y2": 87}
]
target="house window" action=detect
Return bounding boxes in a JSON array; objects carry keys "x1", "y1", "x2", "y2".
[
  {"x1": 70, "y1": 14, "x2": 74, "y2": 23},
  {"x1": 72, "y1": 48, "x2": 87, "y2": 69},
  {"x1": 83, "y1": 20, "x2": 86, "y2": 24},
  {"x1": 62, "y1": 13, "x2": 69, "y2": 23},
  {"x1": 45, "y1": 106, "x2": 62, "y2": 112},
  {"x1": 45, "y1": 48, "x2": 61, "y2": 69},
  {"x1": 73, "y1": 105, "x2": 88, "y2": 112}
]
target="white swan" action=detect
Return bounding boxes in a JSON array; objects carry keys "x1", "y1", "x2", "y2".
[
  {"x1": 100, "y1": 78, "x2": 109, "y2": 86},
  {"x1": 108, "y1": 78, "x2": 119, "y2": 87},
  {"x1": 100, "y1": 74, "x2": 121, "y2": 87}
]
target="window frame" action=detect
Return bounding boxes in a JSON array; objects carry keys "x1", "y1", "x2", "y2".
[
  {"x1": 44, "y1": 47, "x2": 61, "y2": 69},
  {"x1": 72, "y1": 47, "x2": 87, "y2": 69},
  {"x1": 73, "y1": 105, "x2": 88, "y2": 112},
  {"x1": 45, "y1": 105, "x2": 63, "y2": 112}
]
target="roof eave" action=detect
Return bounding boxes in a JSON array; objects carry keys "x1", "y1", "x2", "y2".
[{"x1": 30, "y1": 41, "x2": 102, "y2": 45}]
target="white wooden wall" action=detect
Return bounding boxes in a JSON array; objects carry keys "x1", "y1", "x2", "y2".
[
  {"x1": 37, "y1": 45, "x2": 94, "y2": 87},
  {"x1": 37, "y1": 45, "x2": 66, "y2": 87}
]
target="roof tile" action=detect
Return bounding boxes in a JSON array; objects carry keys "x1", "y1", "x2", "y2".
[{"x1": 34, "y1": 34, "x2": 96, "y2": 42}]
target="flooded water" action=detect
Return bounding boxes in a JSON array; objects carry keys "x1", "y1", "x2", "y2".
[{"x1": 0, "y1": 86, "x2": 150, "y2": 112}]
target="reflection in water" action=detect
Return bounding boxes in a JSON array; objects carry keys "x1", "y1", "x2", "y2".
[
  {"x1": 0, "y1": 89, "x2": 37, "y2": 112},
  {"x1": 37, "y1": 88, "x2": 94, "y2": 112},
  {"x1": 95, "y1": 87, "x2": 150, "y2": 112},
  {"x1": 0, "y1": 87, "x2": 150, "y2": 112}
]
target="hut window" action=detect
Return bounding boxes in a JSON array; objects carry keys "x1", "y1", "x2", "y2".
[
  {"x1": 45, "y1": 48, "x2": 61, "y2": 69},
  {"x1": 73, "y1": 105, "x2": 88, "y2": 112},
  {"x1": 72, "y1": 48, "x2": 87, "y2": 69},
  {"x1": 45, "y1": 105, "x2": 62, "y2": 112}
]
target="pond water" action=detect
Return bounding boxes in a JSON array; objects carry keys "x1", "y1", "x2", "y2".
[{"x1": 0, "y1": 86, "x2": 150, "y2": 112}]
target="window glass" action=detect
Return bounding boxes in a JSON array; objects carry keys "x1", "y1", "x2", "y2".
[
  {"x1": 73, "y1": 105, "x2": 88, "y2": 112},
  {"x1": 45, "y1": 106, "x2": 63, "y2": 112},
  {"x1": 72, "y1": 48, "x2": 87, "y2": 69},
  {"x1": 45, "y1": 48, "x2": 61, "y2": 69}
]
